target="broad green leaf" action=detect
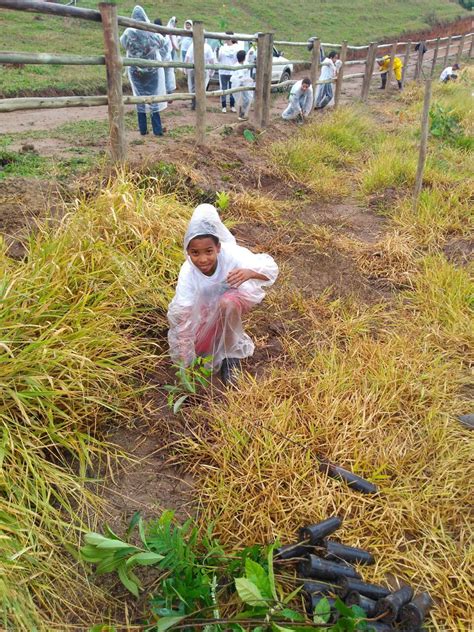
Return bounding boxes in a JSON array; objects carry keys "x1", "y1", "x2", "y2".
[
  {"x1": 245, "y1": 558, "x2": 272, "y2": 599},
  {"x1": 156, "y1": 615, "x2": 187, "y2": 631},
  {"x1": 313, "y1": 596, "x2": 331, "y2": 625},
  {"x1": 243, "y1": 129, "x2": 256, "y2": 143},
  {"x1": 235, "y1": 577, "x2": 267, "y2": 607},
  {"x1": 125, "y1": 551, "x2": 164, "y2": 567},
  {"x1": 280, "y1": 608, "x2": 305, "y2": 622},
  {"x1": 271, "y1": 624, "x2": 295, "y2": 632},
  {"x1": 173, "y1": 394, "x2": 188, "y2": 414},
  {"x1": 117, "y1": 562, "x2": 139, "y2": 597}
]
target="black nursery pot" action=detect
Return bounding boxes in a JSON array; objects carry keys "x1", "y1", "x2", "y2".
[
  {"x1": 274, "y1": 543, "x2": 313, "y2": 560},
  {"x1": 398, "y1": 592, "x2": 434, "y2": 630},
  {"x1": 320, "y1": 462, "x2": 378, "y2": 494},
  {"x1": 375, "y1": 585, "x2": 414, "y2": 623},
  {"x1": 337, "y1": 577, "x2": 391, "y2": 600},
  {"x1": 325, "y1": 540, "x2": 375, "y2": 565},
  {"x1": 299, "y1": 554, "x2": 361, "y2": 581},
  {"x1": 298, "y1": 516, "x2": 342, "y2": 544},
  {"x1": 305, "y1": 594, "x2": 338, "y2": 618},
  {"x1": 346, "y1": 590, "x2": 377, "y2": 617},
  {"x1": 303, "y1": 579, "x2": 339, "y2": 595}
]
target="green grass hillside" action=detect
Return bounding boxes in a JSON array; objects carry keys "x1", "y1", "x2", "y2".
[{"x1": 0, "y1": 0, "x2": 470, "y2": 96}]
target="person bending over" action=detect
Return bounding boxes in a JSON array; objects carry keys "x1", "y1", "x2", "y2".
[
  {"x1": 282, "y1": 77, "x2": 313, "y2": 122},
  {"x1": 377, "y1": 54, "x2": 403, "y2": 90},
  {"x1": 440, "y1": 63, "x2": 460, "y2": 83},
  {"x1": 167, "y1": 204, "x2": 278, "y2": 385}
]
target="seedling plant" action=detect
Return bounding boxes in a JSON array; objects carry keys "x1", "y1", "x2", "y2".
[
  {"x1": 164, "y1": 356, "x2": 213, "y2": 413},
  {"x1": 82, "y1": 511, "x2": 372, "y2": 631}
]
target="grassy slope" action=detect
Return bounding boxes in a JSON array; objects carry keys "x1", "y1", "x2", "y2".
[
  {"x1": 0, "y1": 0, "x2": 469, "y2": 96},
  {"x1": 2, "y1": 67, "x2": 473, "y2": 629}
]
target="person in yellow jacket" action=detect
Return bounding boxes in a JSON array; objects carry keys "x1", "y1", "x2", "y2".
[{"x1": 377, "y1": 54, "x2": 403, "y2": 90}]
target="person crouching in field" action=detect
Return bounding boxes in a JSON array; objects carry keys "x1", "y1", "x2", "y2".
[
  {"x1": 440, "y1": 63, "x2": 460, "y2": 83},
  {"x1": 282, "y1": 77, "x2": 313, "y2": 122},
  {"x1": 231, "y1": 49, "x2": 254, "y2": 121},
  {"x1": 167, "y1": 205, "x2": 278, "y2": 384},
  {"x1": 377, "y1": 54, "x2": 403, "y2": 90}
]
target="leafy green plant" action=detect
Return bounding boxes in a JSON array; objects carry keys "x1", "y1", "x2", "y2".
[
  {"x1": 164, "y1": 356, "x2": 212, "y2": 413},
  {"x1": 216, "y1": 190, "x2": 230, "y2": 211},
  {"x1": 243, "y1": 129, "x2": 257, "y2": 143},
  {"x1": 83, "y1": 512, "x2": 371, "y2": 631},
  {"x1": 429, "y1": 104, "x2": 463, "y2": 143}
]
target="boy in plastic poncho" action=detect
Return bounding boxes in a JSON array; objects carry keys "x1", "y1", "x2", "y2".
[
  {"x1": 314, "y1": 51, "x2": 337, "y2": 109},
  {"x1": 282, "y1": 77, "x2": 313, "y2": 122},
  {"x1": 185, "y1": 41, "x2": 216, "y2": 110},
  {"x1": 231, "y1": 49, "x2": 254, "y2": 121},
  {"x1": 167, "y1": 205, "x2": 278, "y2": 385}
]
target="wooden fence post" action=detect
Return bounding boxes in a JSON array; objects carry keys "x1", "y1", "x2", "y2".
[
  {"x1": 456, "y1": 34, "x2": 466, "y2": 64},
  {"x1": 430, "y1": 38, "x2": 440, "y2": 78},
  {"x1": 361, "y1": 42, "x2": 376, "y2": 101},
  {"x1": 334, "y1": 40, "x2": 347, "y2": 108},
  {"x1": 99, "y1": 2, "x2": 126, "y2": 164},
  {"x1": 469, "y1": 33, "x2": 474, "y2": 59},
  {"x1": 385, "y1": 42, "x2": 397, "y2": 88},
  {"x1": 402, "y1": 40, "x2": 411, "y2": 83},
  {"x1": 254, "y1": 32, "x2": 274, "y2": 128},
  {"x1": 309, "y1": 38, "x2": 320, "y2": 95},
  {"x1": 414, "y1": 40, "x2": 425, "y2": 81},
  {"x1": 192, "y1": 21, "x2": 206, "y2": 145},
  {"x1": 443, "y1": 36, "x2": 452, "y2": 67},
  {"x1": 413, "y1": 79, "x2": 432, "y2": 211}
]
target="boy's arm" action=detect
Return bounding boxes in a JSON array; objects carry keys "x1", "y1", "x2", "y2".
[{"x1": 227, "y1": 269, "x2": 269, "y2": 287}]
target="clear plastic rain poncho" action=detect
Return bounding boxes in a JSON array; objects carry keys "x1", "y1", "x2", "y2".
[
  {"x1": 120, "y1": 6, "x2": 167, "y2": 113},
  {"x1": 315, "y1": 57, "x2": 336, "y2": 109},
  {"x1": 167, "y1": 205, "x2": 278, "y2": 369},
  {"x1": 282, "y1": 80, "x2": 314, "y2": 120}
]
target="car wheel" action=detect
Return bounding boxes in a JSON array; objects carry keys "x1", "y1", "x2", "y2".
[{"x1": 280, "y1": 69, "x2": 291, "y2": 83}]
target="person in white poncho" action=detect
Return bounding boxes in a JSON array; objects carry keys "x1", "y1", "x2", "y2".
[
  {"x1": 314, "y1": 51, "x2": 337, "y2": 109},
  {"x1": 185, "y1": 41, "x2": 216, "y2": 110},
  {"x1": 282, "y1": 78, "x2": 313, "y2": 121},
  {"x1": 167, "y1": 205, "x2": 278, "y2": 384}
]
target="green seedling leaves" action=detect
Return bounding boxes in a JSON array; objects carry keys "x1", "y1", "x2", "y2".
[
  {"x1": 279, "y1": 608, "x2": 306, "y2": 622},
  {"x1": 243, "y1": 129, "x2": 256, "y2": 143},
  {"x1": 313, "y1": 596, "x2": 331, "y2": 625},
  {"x1": 235, "y1": 577, "x2": 268, "y2": 607},
  {"x1": 156, "y1": 615, "x2": 187, "y2": 631},
  {"x1": 245, "y1": 558, "x2": 272, "y2": 600}
]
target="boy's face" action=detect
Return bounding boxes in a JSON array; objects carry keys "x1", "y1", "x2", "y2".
[
  {"x1": 187, "y1": 237, "x2": 221, "y2": 276},
  {"x1": 301, "y1": 83, "x2": 309, "y2": 92}
]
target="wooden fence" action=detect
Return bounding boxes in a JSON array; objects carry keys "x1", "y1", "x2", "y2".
[{"x1": 0, "y1": 0, "x2": 472, "y2": 163}]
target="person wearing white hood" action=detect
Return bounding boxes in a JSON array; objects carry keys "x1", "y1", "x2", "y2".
[
  {"x1": 167, "y1": 16, "x2": 180, "y2": 62},
  {"x1": 120, "y1": 5, "x2": 166, "y2": 136},
  {"x1": 185, "y1": 40, "x2": 216, "y2": 110},
  {"x1": 314, "y1": 51, "x2": 337, "y2": 109},
  {"x1": 180, "y1": 19, "x2": 193, "y2": 62},
  {"x1": 167, "y1": 204, "x2": 278, "y2": 384}
]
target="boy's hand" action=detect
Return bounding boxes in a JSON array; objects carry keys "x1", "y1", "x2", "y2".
[{"x1": 227, "y1": 268, "x2": 254, "y2": 287}]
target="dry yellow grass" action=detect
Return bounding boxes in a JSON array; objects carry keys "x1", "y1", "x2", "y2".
[{"x1": 178, "y1": 291, "x2": 473, "y2": 630}]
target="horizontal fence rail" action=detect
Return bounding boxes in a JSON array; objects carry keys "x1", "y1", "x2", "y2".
[{"x1": 0, "y1": 0, "x2": 472, "y2": 162}]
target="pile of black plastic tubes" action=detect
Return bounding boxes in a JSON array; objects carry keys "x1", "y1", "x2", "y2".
[{"x1": 274, "y1": 517, "x2": 433, "y2": 631}]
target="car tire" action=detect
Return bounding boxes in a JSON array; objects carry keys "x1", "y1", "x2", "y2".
[{"x1": 280, "y1": 69, "x2": 291, "y2": 83}]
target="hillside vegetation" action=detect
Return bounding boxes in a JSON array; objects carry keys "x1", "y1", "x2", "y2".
[
  {"x1": 0, "y1": 0, "x2": 470, "y2": 96},
  {"x1": 1, "y1": 64, "x2": 473, "y2": 630}
]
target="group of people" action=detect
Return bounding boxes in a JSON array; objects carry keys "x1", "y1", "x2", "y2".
[{"x1": 120, "y1": 6, "x2": 255, "y2": 136}]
